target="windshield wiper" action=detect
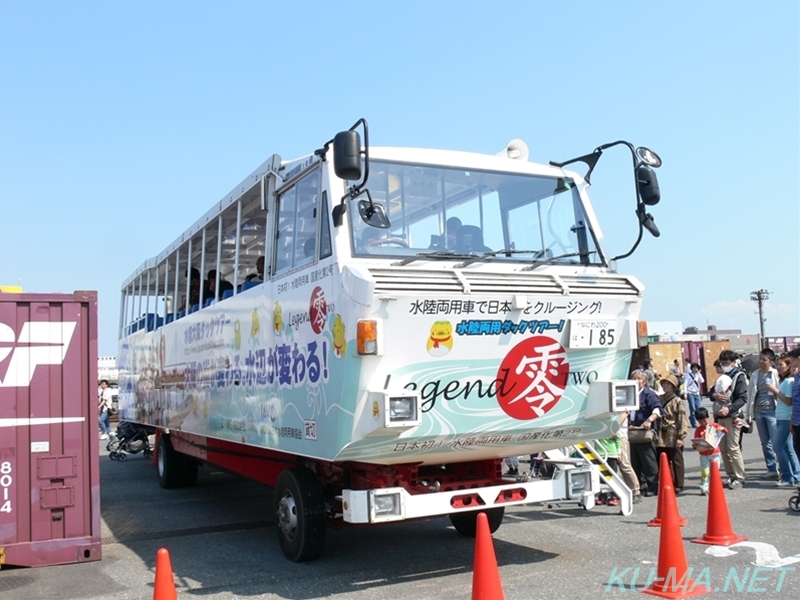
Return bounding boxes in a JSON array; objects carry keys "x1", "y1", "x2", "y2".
[
  {"x1": 454, "y1": 248, "x2": 544, "y2": 268},
  {"x1": 394, "y1": 250, "x2": 478, "y2": 266},
  {"x1": 520, "y1": 251, "x2": 590, "y2": 271}
]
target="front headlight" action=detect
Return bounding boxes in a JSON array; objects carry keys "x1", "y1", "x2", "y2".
[
  {"x1": 389, "y1": 397, "x2": 416, "y2": 422},
  {"x1": 383, "y1": 392, "x2": 420, "y2": 428},
  {"x1": 568, "y1": 471, "x2": 590, "y2": 497},
  {"x1": 369, "y1": 489, "x2": 404, "y2": 522}
]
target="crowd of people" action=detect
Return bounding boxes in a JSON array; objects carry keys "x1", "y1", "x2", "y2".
[
  {"x1": 505, "y1": 347, "x2": 800, "y2": 506},
  {"x1": 598, "y1": 347, "x2": 800, "y2": 504}
]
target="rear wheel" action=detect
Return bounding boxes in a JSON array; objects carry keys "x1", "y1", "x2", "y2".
[
  {"x1": 157, "y1": 434, "x2": 183, "y2": 489},
  {"x1": 274, "y1": 467, "x2": 326, "y2": 562},
  {"x1": 449, "y1": 507, "x2": 505, "y2": 537},
  {"x1": 789, "y1": 495, "x2": 800, "y2": 513}
]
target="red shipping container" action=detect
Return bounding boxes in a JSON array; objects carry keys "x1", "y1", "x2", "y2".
[
  {"x1": 766, "y1": 337, "x2": 787, "y2": 353},
  {"x1": 785, "y1": 336, "x2": 800, "y2": 352},
  {"x1": 0, "y1": 291, "x2": 101, "y2": 567}
]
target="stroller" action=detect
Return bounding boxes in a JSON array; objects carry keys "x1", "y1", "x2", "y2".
[
  {"x1": 530, "y1": 452, "x2": 556, "y2": 479},
  {"x1": 107, "y1": 421, "x2": 154, "y2": 461}
]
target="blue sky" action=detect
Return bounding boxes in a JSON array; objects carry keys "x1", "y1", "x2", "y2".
[{"x1": 1, "y1": 2, "x2": 797, "y2": 357}]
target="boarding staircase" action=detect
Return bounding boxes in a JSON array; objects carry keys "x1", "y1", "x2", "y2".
[{"x1": 538, "y1": 442, "x2": 633, "y2": 516}]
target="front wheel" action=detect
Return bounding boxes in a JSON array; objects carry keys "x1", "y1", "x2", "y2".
[
  {"x1": 790, "y1": 495, "x2": 800, "y2": 513},
  {"x1": 274, "y1": 467, "x2": 326, "y2": 562},
  {"x1": 448, "y1": 507, "x2": 505, "y2": 537}
]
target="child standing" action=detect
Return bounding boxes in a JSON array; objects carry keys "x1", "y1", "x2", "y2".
[
  {"x1": 691, "y1": 407, "x2": 727, "y2": 495},
  {"x1": 595, "y1": 436, "x2": 621, "y2": 506}
]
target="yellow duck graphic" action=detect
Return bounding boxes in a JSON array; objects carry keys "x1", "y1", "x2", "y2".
[
  {"x1": 234, "y1": 320, "x2": 241, "y2": 350},
  {"x1": 332, "y1": 314, "x2": 346, "y2": 358},
  {"x1": 273, "y1": 302, "x2": 283, "y2": 336},
  {"x1": 251, "y1": 308, "x2": 260, "y2": 339},
  {"x1": 426, "y1": 320, "x2": 454, "y2": 357}
]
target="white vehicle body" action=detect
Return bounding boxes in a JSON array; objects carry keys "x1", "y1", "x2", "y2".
[{"x1": 118, "y1": 124, "x2": 657, "y2": 561}]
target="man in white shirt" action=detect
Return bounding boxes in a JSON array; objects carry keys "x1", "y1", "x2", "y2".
[
  {"x1": 98, "y1": 379, "x2": 114, "y2": 440},
  {"x1": 684, "y1": 363, "x2": 705, "y2": 427},
  {"x1": 746, "y1": 349, "x2": 780, "y2": 480}
]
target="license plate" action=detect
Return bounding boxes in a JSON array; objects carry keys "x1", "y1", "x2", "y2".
[{"x1": 568, "y1": 320, "x2": 617, "y2": 348}]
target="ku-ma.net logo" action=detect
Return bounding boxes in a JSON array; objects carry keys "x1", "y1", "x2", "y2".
[
  {"x1": 0, "y1": 322, "x2": 77, "y2": 387},
  {"x1": 495, "y1": 335, "x2": 569, "y2": 420}
]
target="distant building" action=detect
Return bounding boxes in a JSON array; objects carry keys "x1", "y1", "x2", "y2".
[
  {"x1": 683, "y1": 324, "x2": 742, "y2": 341},
  {"x1": 646, "y1": 321, "x2": 683, "y2": 338},
  {"x1": 98, "y1": 356, "x2": 118, "y2": 384}
]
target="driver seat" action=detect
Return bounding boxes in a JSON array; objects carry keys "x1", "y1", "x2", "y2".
[{"x1": 455, "y1": 225, "x2": 491, "y2": 254}]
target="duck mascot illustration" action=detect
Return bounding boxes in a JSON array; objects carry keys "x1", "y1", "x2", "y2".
[
  {"x1": 426, "y1": 320, "x2": 454, "y2": 357},
  {"x1": 251, "y1": 308, "x2": 260, "y2": 339},
  {"x1": 332, "y1": 314, "x2": 347, "y2": 358},
  {"x1": 273, "y1": 302, "x2": 283, "y2": 336},
  {"x1": 233, "y1": 320, "x2": 242, "y2": 350}
]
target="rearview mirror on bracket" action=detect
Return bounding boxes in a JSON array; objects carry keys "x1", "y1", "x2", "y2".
[
  {"x1": 357, "y1": 198, "x2": 390, "y2": 229},
  {"x1": 636, "y1": 165, "x2": 660, "y2": 206},
  {"x1": 333, "y1": 130, "x2": 362, "y2": 181}
]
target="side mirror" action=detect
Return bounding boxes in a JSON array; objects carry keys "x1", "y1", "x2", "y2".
[
  {"x1": 636, "y1": 165, "x2": 660, "y2": 206},
  {"x1": 333, "y1": 130, "x2": 362, "y2": 181},
  {"x1": 357, "y1": 198, "x2": 390, "y2": 229}
]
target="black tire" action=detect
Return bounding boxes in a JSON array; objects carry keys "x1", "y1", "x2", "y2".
[
  {"x1": 157, "y1": 434, "x2": 183, "y2": 489},
  {"x1": 789, "y1": 496, "x2": 800, "y2": 513},
  {"x1": 448, "y1": 507, "x2": 505, "y2": 537},
  {"x1": 274, "y1": 467, "x2": 326, "y2": 562}
]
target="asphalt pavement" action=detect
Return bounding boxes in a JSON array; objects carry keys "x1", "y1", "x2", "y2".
[{"x1": 1, "y1": 426, "x2": 799, "y2": 600}]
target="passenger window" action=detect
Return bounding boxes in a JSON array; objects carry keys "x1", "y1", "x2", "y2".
[
  {"x1": 319, "y1": 192, "x2": 332, "y2": 259},
  {"x1": 274, "y1": 169, "x2": 320, "y2": 274}
]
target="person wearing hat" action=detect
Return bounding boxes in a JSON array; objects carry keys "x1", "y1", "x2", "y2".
[{"x1": 656, "y1": 374, "x2": 690, "y2": 492}]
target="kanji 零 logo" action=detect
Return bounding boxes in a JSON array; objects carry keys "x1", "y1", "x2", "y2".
[{"x1": 495, "y1": 336, "x2": 569, "y2": 421}]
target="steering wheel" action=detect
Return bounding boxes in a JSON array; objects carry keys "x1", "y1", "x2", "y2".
[{"x1": 366, "y1": 237, "x2": 410, "y2": 248}]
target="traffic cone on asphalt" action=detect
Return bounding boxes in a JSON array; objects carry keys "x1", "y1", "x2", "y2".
[
  {"x1": 648, "y1": 452, "x2": 687, "y2": 527},
  {"x1": 472, "y1": 512, "x2": 505, "y2": 600},
  {"x1": 643, "y1": 482, "x2": 709, "y2": 598},
  {"x1": 153, "y1": 547, "x2": 178, "y2": 600},
  {"x1": 691, "y1": 460, "x2": 747, "y2": 546}
]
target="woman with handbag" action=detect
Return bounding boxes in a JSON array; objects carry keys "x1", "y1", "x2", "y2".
[
  {"x1": 628, "y1": 370, "x2": 663, "y2": 496},
  {"x1": 656, "y1": 374, "x2": 689, "y2": 493}
]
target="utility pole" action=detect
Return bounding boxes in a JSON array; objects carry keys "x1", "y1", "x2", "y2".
[{"x1": 750, "y1": 289, "x2": 770, "y2": 348}]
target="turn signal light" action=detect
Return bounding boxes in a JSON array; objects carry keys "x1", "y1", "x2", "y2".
[{"x1": 357, "y1": 320, "x2": 378, "y2": 355}]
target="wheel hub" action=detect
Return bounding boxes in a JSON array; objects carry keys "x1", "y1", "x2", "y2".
[{"x1": 277, "y1": 493, "x2": 298, "y2": 539}]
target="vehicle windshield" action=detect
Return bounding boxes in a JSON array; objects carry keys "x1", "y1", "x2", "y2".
[{"x1": 349, "y1": 161, "x2": 602, "y2": 265}]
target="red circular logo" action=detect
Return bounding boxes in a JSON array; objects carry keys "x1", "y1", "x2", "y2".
[
  {"x1": 308, "y1": 286, "x2": 327, "y2": 334},
  {"x1": 496, "y1": 336, "x2": 569, "y2": 421}
]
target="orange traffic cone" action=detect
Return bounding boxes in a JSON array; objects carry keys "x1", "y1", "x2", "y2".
[
  {"x1": 649, "y1": 453, "x2": 687, "y2": 527},
  {"x1": 691, "y1": 460, "x2": 747, "y2": 546},
  {"x1": 153, "y1": 547, "x2": 178, "y2": 600},
  {"x1": 472, "y1": 512, "x2": 505, "y2": 600},
  {"x1": 643, "y1": 480, "x2": 709, "y2": 598}
]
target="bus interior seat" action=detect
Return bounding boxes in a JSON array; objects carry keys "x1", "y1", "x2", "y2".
[
  {"x1": 241, "y1": 280, "x2": 262, "y2": 292},
  {"x1": 455, "y1": 225, "x2": 492, "y2": 254}
]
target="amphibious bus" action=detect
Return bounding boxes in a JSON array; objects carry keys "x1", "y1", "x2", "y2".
[{"x1": 118, "y1": 120, "x2": 663, "y2": 561}]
